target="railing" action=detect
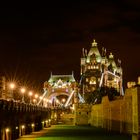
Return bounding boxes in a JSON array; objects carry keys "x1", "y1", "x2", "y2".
[{"x1": 0, "y1": 98, "x2": 51, "y2": 140}]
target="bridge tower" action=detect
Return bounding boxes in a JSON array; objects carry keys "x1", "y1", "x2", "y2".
[
  {"x1": 80, "y1": 39, "x2": 123, "y2": 101},
  {"x1": 38, "y1": 72, "x2": 78, "y2": 108}
]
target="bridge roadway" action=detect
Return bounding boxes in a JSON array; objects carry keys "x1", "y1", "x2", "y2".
[{"x1": 17, "y1": 125, "x2": 131, "y2": 140}]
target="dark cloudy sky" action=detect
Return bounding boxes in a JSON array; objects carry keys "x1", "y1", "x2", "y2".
[{"x1": 0, "y1": 1, "x2": 140, "y2": 91}]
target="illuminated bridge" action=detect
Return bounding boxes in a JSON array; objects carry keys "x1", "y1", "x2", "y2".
[
  {"x1": 37, "y1": 72, "x2": 85, "y2": 108},
  {"x1": 0, "y1": 39, "x2": 125, "y2": 140},
  {"x1": 0, "y1": 73, "x2": 84, "y2": 140}
]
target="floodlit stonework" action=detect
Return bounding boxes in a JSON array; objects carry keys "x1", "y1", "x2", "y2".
[
  {"x1": 80, "y1": 39, "x2": 123, "y2": 95},
  {"x1": 74, "y1": 86, "x2": 140, "y2": 137}
]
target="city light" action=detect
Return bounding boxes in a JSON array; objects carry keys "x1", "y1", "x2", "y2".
[
  {"x1": 29, "y1": 91, "x2": 33, "y2": 96},
  {"x1": 62, "y1": 98, "x2": 66, "y2": 103},
  {"x1": 20, "y1": 88, "x2": 26, "y2": 94},
  {"x1": 31, "y1": 124, "x2": 35, "y2": 127},
  {"x1": 16, "y1": 126, "x2": 18, "y2": 130},
  {"x1": 9, "y1": 83, "x2": 15, "y2": 89},
  {"x1": 56, "y1": 99, "x2": 59, "y2": 104},
  {"x1": 33, "y1": 99, "x2": 36, "y2": 104},
  {"x1": 5, "y1": 128, "x2": 10, "y2": 132},
  {"x1": 20, "y1": 87, "x2": 26, "y2": 102},
  {"x1": 35, "y1": 94, "x2": 38, "y2": 99},
  {"x1": 39, "y1": 96, "x2": 43, "y2": 100},
  {"x1": 21, "y1": 125, "x2": 25, "y2": 129},
  {"x1": 29, "y1": 91, "x2": 33, "y2": 104}
]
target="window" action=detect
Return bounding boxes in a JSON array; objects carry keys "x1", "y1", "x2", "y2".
[
  {"x1": 90, "y1": 77, "x2": 96, "y2": 85},
  {"x1": 91, "y1": 66, "x2": 94, "y2": 69},
  {"x1": 88, "y1": 66, "x2": 90, "y2": 69}
]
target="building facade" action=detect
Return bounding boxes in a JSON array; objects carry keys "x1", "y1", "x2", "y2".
[
  {"x1": 80, "y1": 39, "x2": 123, "y2": 96},
  {"x1": 0, "y1": 76, "x2": 6, "y2": 99}
]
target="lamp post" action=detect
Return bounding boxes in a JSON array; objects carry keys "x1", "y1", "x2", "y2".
[
  {"x1": 35, "y1": 94, "x2": 38, "y2": 104},
  {"x1": 62, "y1": 98, "x2": 66, "y2": 103},
  {"x1": 9, "y1": 83, "x2": 15, "y2": 100},
  {"x1": 29, "y1": 91, "x2": 33, "y2": 104},
  {"x1": 33, "y1": 99, "x2": 36, "y2": 104},
  {"x1": 20, "y1": 88, "x2": 26, "y2": 103},
  {"x1": 39, "y1": 96, "x2": 43, "y2": 106},
  {"x1": 33, "y1": 94, "x2": 39, "y2": 104},
  {"x1": 62, "y1": 98, "x2": 66, "y2": 107}
]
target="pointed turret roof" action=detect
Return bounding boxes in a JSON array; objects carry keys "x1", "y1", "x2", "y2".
[
  {"x1": 108, "y1": 52, "x2": 117, "y2": 70},
  {"x1": 88, "y1": 39, "x2": 102, "y2": 62},
  {"x1": 48, "y1": 73, "x2": 75, "y2": 84}
]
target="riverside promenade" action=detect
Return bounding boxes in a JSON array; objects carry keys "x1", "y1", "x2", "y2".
[{"x1": 17, "y1": 125, "x2": 131, "y2": 140}]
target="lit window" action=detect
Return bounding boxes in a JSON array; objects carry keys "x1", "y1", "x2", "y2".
[
  {"x1": 86, "y1": 57, "x2": 90, "y2": 63},
  {"x1": 96, "y1": 66, "x2": 99, "y2": 69},
  {"x1": 91, "y1": 66, "x2": 94, "y2": 69},
  {"x1": 90, "y1": 77, "x2": 96, "y2": 85}
]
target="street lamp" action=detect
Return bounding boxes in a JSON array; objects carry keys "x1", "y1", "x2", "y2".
[
  {"x1": 29, "y1": 91, "x2": 33, "y2": 104},
  {"x1": 20, "y1": 87, "x2": 26, "y2": 103},
  {"x1": 35, "y1": 94, "x2": 39, "y2": 105},
  {"x1": 33, "y1": 99, "x2": 36, "y2": 104},
  {"x1": 35, "y1": 94, "x2": 38, "y2": 99},
  {"x1": 9, "y1": 83, "x2": 15, "y2": 100},
  {"x1": 62, "y1": 98, "x2": 66, "y2": 103}
]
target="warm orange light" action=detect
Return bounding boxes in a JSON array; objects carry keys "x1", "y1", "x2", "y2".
[
  {"x1": 16, "y1": 126, "x2": 18, "y2": 130},
  {"x1": 33, "y1": 99, "x2": 36, "y2": 103},
  {"x1": 31, "y1": 124, "x2": 35, "y2": 127},
  {"x1": 20, "y1": 88, "x2": 26, "y2": 93},
  {"x1": 9, "y1": 83, "x2": 15, "y2": 89},
  {"x1": 62, "y1": 98, "x2": 66, "y2": 103},
  {"x1": 39, "y1": 96, "x2": 43, "y2": 100},
  {"x1": 29, "y1": 91, "x2": 33, "y2": 96},
  {"x1": 5, "y1": 128, "x2": 10, "y2": 132},
  {"x1": 21, "y1": 125, "x2": 25, "y2": 129},
  {"x1": 35, "y1": 94, "x2": 38, "y2": 98}
]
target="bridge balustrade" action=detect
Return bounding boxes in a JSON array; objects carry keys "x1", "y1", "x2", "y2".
[{"x1": 0, "y1": 99, "x2": 51, "y2": 140}]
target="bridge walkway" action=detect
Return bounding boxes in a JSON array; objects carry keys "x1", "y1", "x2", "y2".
[{"x1": 17, "y1": 125, "x2": 131, "y2": 140}]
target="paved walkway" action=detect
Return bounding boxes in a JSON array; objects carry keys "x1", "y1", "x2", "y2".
[{"x1": 17, "y1": 125, "x2": 131, "y2": 140}]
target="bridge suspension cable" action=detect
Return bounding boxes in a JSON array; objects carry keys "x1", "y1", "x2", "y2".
[
  {"x1": 78, "y1": 93, "x2": 85, "y2": 103},
  {"x1": 64, "y1": 90, "x2": 75, "y2": 107},
  {"x1": 37, "y1": 88, "x2": 48, "y2": 105},
  {"x1": 99, "y1": 70, "x2": 124, "y2": 96}
]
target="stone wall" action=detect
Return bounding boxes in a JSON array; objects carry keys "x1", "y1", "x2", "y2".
[
  {"x1": 75, "y1": 87, "x2": 140, "y2": 135},
  {"x1": 74, "y1": 104, "x2": 91, "y2": 125},
  {"x1": 90, "y1": 96, "x2": 131, "y2": 133}
]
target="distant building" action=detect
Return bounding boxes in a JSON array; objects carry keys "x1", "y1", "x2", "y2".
[
  {"x1": 80, "y1": 39, "x2": 123, "y2": 95},
  {"x1": 0, "y1": 76, "x2": 6, "y2": 99},
  {"x1": 127, "y1": 76, "x2": 140, "y2": 88},
  {"x1": 127, "y1": 82, "x2": 136, "y2": 88}
]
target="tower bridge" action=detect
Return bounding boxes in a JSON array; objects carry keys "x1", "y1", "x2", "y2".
[
  {"x1": 0, "y1": 39, "x2": 127, "y2": 140},
  {"x1": 37, "y1": 72, "x2": 84, "y2": 108}
]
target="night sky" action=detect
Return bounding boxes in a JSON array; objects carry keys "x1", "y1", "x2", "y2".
[{"x1": 0, "y1": 1, "x2": 140, "y2": 92}]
